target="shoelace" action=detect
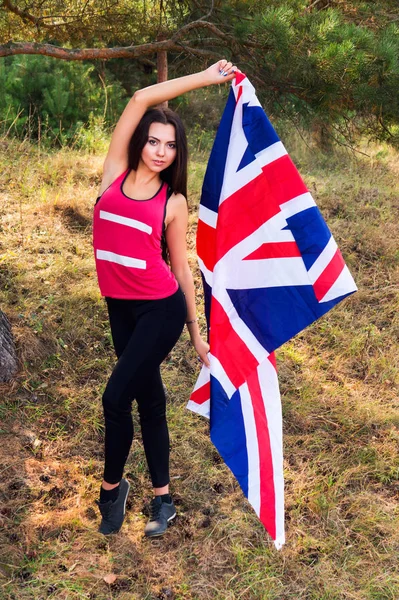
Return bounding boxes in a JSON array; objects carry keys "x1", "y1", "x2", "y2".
[{"x1": 149, "y1": 499, "x2": 162, "y2": 521}]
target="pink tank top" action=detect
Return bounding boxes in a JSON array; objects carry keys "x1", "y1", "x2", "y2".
[{"x1": 93, "y1": 170, "x2": 178, "y2": 299}]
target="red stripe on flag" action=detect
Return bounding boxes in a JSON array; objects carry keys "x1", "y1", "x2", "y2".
[
  {"x1": 261, "y1": 155, "x2": 308, "y2": 207},
  {"x1": 197, "y1": 219, "x2": 217, "y2": 272},
  {"x1": 247, "y1": 369, "x2": 276, "y2": 539},
  {"x1": 268, "y1": 352, "x2": 277, "y2": 369},
  {"x1": 216, "y1": 155, "x2": 308, "y2": 261},
  {"x1": 210, "y1": 297, "x2": 259, "y2": 389},
  {"x1": 313, "y1": 248, "x2": 345, "y2": 301},
  {"x1": 216, "y1": 173, "x2": 281, "y2": 260},
  {"x1": 235, "y1": 72, "x2": 246, "y2": 85},
  {"x1": 243, "y1": 241, "x2": 301, "y2": 260},
  {"x1": 190, "y1": 381, "x2": 210, "y2": 405}
]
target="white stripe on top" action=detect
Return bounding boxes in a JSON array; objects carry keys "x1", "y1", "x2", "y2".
[
  {"x1": 96, "y1": 250, "x2": 146, "y2": 270},
  {"x1": 100, "y1": 210, "x2": 152, "y2": 234}
]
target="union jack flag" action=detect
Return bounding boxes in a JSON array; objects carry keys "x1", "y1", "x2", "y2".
[{"x1": 187, "y1": 73, "x2": 357, "y2": 549}]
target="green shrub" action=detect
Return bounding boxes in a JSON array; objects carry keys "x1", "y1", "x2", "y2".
[{"x1": 0, "y1": 55, "x2": 127, "y2": 145}]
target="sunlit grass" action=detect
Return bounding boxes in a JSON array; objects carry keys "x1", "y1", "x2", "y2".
[{"x1": 0, "y1": 134, "x2": 398, "y2": 599}]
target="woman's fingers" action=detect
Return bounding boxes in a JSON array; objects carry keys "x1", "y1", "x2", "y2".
[
  {"x1": 206, "y1": 60, "x2": 240, "y2": 84},
  {"x1": 219, "y1": 61, "x2": 233, "y2": 75},
  {"x1": 218, "y1": 61, "x2": 239, "y2": 80},
  {"x1": 200, "y1": 352, "x2": 211, "y2": 368},
  {"x1": 218, "y1": 60, "x2": 231, "y2": 73}
]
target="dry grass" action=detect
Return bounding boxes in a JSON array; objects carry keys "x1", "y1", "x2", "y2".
[{"x1": 0, "y1": 135, "x2": 398, "y2": 600}]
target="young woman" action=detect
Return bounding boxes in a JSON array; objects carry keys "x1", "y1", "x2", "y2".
[{"x1": 93, "y1": 59, "x2": 237, "y2": 537}]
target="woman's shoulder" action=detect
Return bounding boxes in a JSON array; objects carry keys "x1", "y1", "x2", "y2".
[
  {"x1": 165, "y1": 191, "x2": 188, "y2": 228},
  {"x1": 167, "y1": 191, "x2": 187, "y2": 214},
  {"x1": 167, "y1": 189, "x2": 186, "y2": 204}
]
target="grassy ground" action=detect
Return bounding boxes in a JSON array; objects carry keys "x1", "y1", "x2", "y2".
[{"x1": 0, "y1": 134, "x2": 398, "y2": 600}]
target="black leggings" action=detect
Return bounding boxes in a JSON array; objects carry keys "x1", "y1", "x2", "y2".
[{"x1": 102, "y1": 287, "x2": 186, "y2": 487}]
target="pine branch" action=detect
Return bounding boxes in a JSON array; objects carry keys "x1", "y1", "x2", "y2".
[
  {"x1": 172, "y1": 20, "x2": 261, "y2": 48},
  {"x1": 2, "y1": 0, "x2": 51, "y2": 28},
  {"x1": 172, "y1": 20, "x2": 231, "y2": 43},
  {"x1": 306, "y1": 0, "x2": 326, "y2": 11},
  {"x1": 2, "y1": 0, "x2": 133, "y2": 29},
  {"x1": 199, "y1": 0, "x2": 215, "y2": 21},
  {"x1": 0, "y1": 39, "x2": 218, "y2": 60}
]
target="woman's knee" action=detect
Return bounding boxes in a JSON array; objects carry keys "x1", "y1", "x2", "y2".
[
  {"x1": 102, "y1": 383, "x2": 131, "y2": 418},
  {"x1": 137, "y1": 395, "x2": 166, "y2": 423}
]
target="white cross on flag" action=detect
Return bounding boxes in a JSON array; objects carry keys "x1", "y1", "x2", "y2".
[{"x1": 187, "y1": 74, "x2": 357, "y2": 549}]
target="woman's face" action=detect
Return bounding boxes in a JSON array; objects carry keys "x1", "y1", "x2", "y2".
[{"x1": 140, "y1": 122, "x2": 177, "y2": 173}]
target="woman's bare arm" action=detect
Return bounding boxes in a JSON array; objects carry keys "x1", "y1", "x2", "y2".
[
  {"x1": 165, "y1": 194, "x2": 210, "y2": 366},
  {"x1": 100, "y1": 60, "x2": 236, "y2": 193}
]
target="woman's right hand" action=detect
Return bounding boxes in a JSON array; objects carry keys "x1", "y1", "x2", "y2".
[
  {"x1": 192, "y1": 336, "x2": 211, "y2": 368},
  {"x1": 203, "y1": 60, "x2": 239, "y2": 86}
]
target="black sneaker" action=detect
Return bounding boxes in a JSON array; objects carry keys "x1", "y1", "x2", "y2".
[
  {"x1": 96, "y1": 478, "x2": 130, "y2": 535},
  {"x1": 144, "y1": 496, "x2": 176, "y2": 538}
]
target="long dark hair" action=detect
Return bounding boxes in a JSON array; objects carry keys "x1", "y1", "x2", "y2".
[{"x1": 127, "y1": 107, "x2": 188, "y2": 199}]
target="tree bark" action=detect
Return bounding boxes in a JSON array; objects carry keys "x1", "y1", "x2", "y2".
[
  {"x1": 157, "y1": 50, "x2": 168, "y2": 108},
  {"x1": 0, "y1": 40, "x2": 218, "y2": 60},
  {"x1": 0, "y1": 311, "x2": 18, "y2": 382},
  {"x1": 0, "y1": 17, "x2": 244, "y2": 60}
]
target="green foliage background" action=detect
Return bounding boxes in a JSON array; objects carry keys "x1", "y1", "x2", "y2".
[
  {"x1": 0, "y1": 0, "x2": 399, "y2": 146},
  {"x1": 0, "y1": 56, "x2": 128, "y2": 147},
  {"x1": 247, "y1": 4, "x2": 399, "y2": 144}
]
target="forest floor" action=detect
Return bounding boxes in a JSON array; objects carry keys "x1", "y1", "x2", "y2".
[{"x1": 0, "y1": 133, "x2": 398, "y2": 600}]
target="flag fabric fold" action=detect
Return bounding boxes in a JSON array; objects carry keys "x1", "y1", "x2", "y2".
[{"x1": 187, "y1": 73, "x2": 357, "y2": 549}]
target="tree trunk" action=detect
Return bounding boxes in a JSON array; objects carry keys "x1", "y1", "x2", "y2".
[
  {"x1": 0, "y1": 311, "x2": 18, "y2": 382},
  {"x1": 157, "y1": 50, "x2": 168, "y2": 108}
]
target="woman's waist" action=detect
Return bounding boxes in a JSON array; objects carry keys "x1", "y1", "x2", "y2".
[{"x1": 96, "y1": 261, "x2": 178, "y2": 299}]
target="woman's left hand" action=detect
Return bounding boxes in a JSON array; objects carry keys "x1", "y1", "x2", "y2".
[
  {"x1": 203, "y1": 60, "x2": 239, "y2": 86},
  {"x1": 193, "y1": 337, "x2": 210, "y2": 368}
]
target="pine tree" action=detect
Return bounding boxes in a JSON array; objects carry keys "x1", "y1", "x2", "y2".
[{"x1": 0, "y1": 0, "x2": 398, "y2": 144}]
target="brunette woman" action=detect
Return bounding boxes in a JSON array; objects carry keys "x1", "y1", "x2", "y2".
[{"x1": 93, "y1": 59, "x2": 237, "y2": 537}]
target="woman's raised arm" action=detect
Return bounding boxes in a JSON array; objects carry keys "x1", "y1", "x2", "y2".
[{"x1": 100, "y1": 60, "x2": 237, "y2": 192}]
